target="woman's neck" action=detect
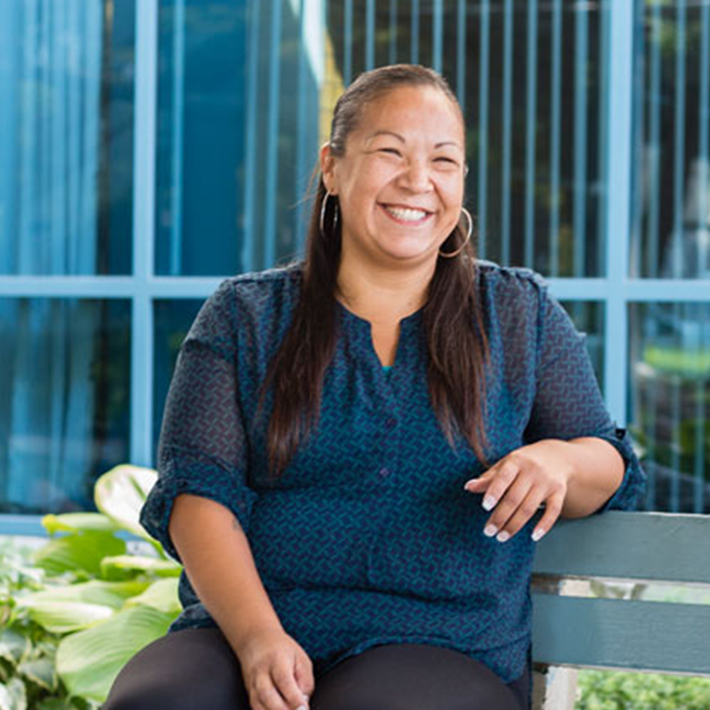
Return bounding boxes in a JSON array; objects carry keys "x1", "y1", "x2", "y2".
[{"x1": 335, "y1": 252, "x2": 436, "y2": 325}]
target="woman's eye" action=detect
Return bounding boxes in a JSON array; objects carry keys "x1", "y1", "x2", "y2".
[
  {"x1": 379, "y1": 148, "x2": 401, "y2": 156},
  {"x1": 435, "y1": 157, "x2": 458, "y2": 165}
]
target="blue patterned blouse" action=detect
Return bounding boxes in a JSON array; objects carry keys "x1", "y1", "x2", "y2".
[{"x1": 139, "y1": 259, "x2": 646, "y2": 685}]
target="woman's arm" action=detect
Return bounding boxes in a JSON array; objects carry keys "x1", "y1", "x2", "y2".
[
  {"x1": 463, "y1": 274, "x2": 646, "y2": 541},
  {"x1": 168, "y1": 494, "x2": 314, "y2": 710},
  {"x1": 464, "y1": 435, "x2": 626, "y2": 541},
  {"x1": 168, "y1": 493, "x2": 284, "y2": 654},
  {"x1": 557, "y1": 436, "x2": 625, "y2": 518}
]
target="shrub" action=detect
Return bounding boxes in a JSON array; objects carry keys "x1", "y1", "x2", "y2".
[
  {"x1": 577, "y1": 669, "x2": 710, "y2": 710},
  {"x1": 0, "y1": 465, "x2": 182, "y2": 709}
]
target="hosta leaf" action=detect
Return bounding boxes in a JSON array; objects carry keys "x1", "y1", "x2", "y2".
[
  {"x1": 123, "y1": 578, "x2": 180, "y2": 613},
  {"x1": 16, "y1": 580, "x2": 147, "y2": 610},
  {"x1": 0, "y1": 678, "x2": 26, "y2": 710},
  {"x1": 100, "y1": 555, "x2": 181, "y2": 578},
  {"x1": 94, "y1": 465, "x2": 157, "y2": 541},
  {"x1": 13, "y1": 601, "x2": 115, "y2": 635},
  {"x1": 42, "y1": 514, "x2": 120, "y2": 537},
  {"x1": 32, "y1": 533, "x2": 126, "y2": 577},
  {"x1": 17, "y1": 658, "x2": 57, "y2": 692},
  {"x1": 0, "y1": 630, "x2": 29, "y2": 666},
  {"x1": 37, "y1": 700, "x2": 74, "y2": 710},
  {"x1": 57, "y1": 606, "x2": 174, "y2": 703},
  {"x1": 36, "y1": 699, "x2": 84, "y2": 710}
]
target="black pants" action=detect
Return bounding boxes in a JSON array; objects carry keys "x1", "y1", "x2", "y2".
[{"x1": 103, "y1": 627, "x2": 530, "y2": 710}]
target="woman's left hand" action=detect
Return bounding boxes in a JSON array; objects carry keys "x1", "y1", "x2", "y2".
[{"x1": 463, "y1": 440, "x2": 574, "y2": 543}]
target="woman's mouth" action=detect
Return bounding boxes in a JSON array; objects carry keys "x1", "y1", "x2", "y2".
[{"x1": 380, "y1": 203, "x2": 433, "y2": 225}]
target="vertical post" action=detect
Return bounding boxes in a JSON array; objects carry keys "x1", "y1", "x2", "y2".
[
  {"x1": 524, "y1": 0, "x2": 538, "y2": 269},
  {"x1": 477, "y1": 0, "x2": 489, "y2": 258},
  {"x1": 456, "y1": 0, "x2": 466, "y2": 113},
  {"x1": 433, "y1": 0, "x2": 443, "y2": 72},
  {"x1": 603, "y1": 0, "x2": 635, "y2": 426},
  {"x1": 243, "y1": 0, "x2": 259, "y2": 272},
  {"x1": 169, "y1": 0, "x2": 185, "y2": 276},
  {"x1": 501, "y1": 0, "x2": 513, "y2": 265},
  {"x1": 366, "y1": 0, "x2": 374, "y2": 70},
  {"x1": 131, "y1": 0, "x2": 158, "y2": 466},
  {"x1": 264, "y1": 0, "x2": 282, "y2": 268}
]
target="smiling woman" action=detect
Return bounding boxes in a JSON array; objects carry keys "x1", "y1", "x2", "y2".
[
  {"x1": 105, "y1": 63, "x2": 645, "y2": 710},
  {"x1": 320, "y1": 84, "x2": 466, "y2": 269}
]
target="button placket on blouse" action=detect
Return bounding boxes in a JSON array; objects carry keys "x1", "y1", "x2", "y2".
[
  {"x1": 374, "y1": 330, "x2": 413, "y2": 485},
  {"x1": 338, "y1": 302, "x2": 420, "y2": 486}
]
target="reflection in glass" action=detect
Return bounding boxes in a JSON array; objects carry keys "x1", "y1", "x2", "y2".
[
  {"x1": 633, "y1": 1, "x2": 710, "y2": 278},
  {"x1": 630, "y1": 303, "x2": 710, "y2": 513},
  {"x1": 0, "y1": 1, "x2": 135, "y2": 275},
  {"x1": 326, "y1": 1, "x2": 610, "y2": 276},
  {"x1": 155, "y1": 0, "x2": 614, "y2": 278},
  {"x1": 560, "y1": 300, "x2": 605, "y2": 394},
  {"x1": 0, "y1": 299, "x2": 131, "y2": 514},
  {"x1": 155, "y1": 0, "x2": 323, "y2": 275},
  {"x1": 153, "y1": 299, "x2": 203, "y2": 455}
]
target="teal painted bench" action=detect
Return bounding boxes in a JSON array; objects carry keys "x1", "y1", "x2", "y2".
[{"x1": 530, "y1": 511, "x2": 710, "y2": 709}]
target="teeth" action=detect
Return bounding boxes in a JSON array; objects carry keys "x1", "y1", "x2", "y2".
[{"x1": 384, "y1": 205, "x2": 429, "y2": 222}]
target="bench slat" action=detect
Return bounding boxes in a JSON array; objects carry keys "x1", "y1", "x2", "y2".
[
  {"x1": 532, "y1": 595, "x2": 710, "y2": 674},
  {"x1": 533, "y1": 512, "x2": 710, "y2": 584}
]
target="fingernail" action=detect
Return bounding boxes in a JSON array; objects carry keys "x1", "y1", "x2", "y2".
[
  {"x1": 296, "y1": 706, "x2": 308, "y2": 710},
  {"x1": 496, "y1": 531, "x2": 510, "y2": 543},
  {"x1": 484, "y1": 524, "x2": 498, "y2": 537},
  {"x1": 531, "y1": 528, "x2": 545, "y2": 542},
  {"x1": 482, "y1": 495, "x2": 496, "y2": 511}
]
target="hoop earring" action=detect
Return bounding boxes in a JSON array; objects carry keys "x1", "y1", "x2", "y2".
[
  {"x1": 320, "y1": 191, "x2": 339, "y2": 237},
  {"x1": 439, "y1": 207, "x2": 473, "y2": 258}
]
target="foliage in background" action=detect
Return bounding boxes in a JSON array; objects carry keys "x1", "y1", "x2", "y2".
[
  {"x1": 0, "y1": 466, "x2": 181, "y2": 709},
  {"x1": 577, "y1": 669, "x2": 710, "y2": 710}
]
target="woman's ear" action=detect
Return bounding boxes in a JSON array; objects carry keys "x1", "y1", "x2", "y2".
[{"x1": 320, "y1": 142, "x2": 337, "y2": 195}]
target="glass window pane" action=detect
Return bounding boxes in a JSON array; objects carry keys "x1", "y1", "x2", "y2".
[
  {"x1": 632, "y1": 1, "x2": 710, "y2": 279},
  {"x1": 155, "y1": 1, "x2": 322, "y2": 275},
  {"x1": 326, "y1": 1, "x2": 609, "y2": 277},
  {"x1": 156, "y1": 1, "x2": 612, "y2": 278},
  {"x1": 0, "y1": 298, "x2": 131, "y2": 514},
  {"x1": 630, "y1": 302, "x2": 710, "y2": 514},
  {"x1": 153, "y1": 299, "x2": 204, "y2": 455},
  {"x1": 0, "y1": 1, "x2": 135, "y2": 275},
  {"x1": 560, "y1": 299, "x2": 605, "y2": 393}
]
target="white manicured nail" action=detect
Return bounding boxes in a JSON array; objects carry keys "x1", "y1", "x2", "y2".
[
  {"x1": 532, "y1": 528, "x2": 545, "y2": 542},
  {"x1": 484, "y1": 524, "x2": 498, "y2": 537},
  {"x1": 482, "y1": 495, "x2": 496, "y2": 511},
  {"x1": 496, "y1": 531, "x2": 510, "y2": 543}
]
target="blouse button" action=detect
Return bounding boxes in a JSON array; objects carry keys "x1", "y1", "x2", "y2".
[{"x1": 379, "y1": 467, "x2": 390, "y2": 478}]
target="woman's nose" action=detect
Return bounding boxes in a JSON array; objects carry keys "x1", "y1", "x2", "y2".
[{"x1": 398, "y1": 159, "x2": 433, "y2": 191}]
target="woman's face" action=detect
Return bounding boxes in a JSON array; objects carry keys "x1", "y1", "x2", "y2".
[{"x1": 321, "y1": 85, "x2": 466, "y2": 268}]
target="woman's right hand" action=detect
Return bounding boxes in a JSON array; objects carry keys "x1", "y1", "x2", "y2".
[{"x1": 236, "y1": 627, "x2": 315, "y2": 710}]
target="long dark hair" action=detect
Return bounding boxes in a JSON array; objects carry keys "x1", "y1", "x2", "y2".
[{"x1": 259, "y1": 64, "x2": 492, "y2": 479}]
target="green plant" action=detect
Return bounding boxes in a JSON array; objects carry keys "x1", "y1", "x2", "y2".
[
  {"x1": 577, "y1": 669, "x2": 710, "y2": 710},
  {"x1": 0, "y1": 465, "x2": 182, "y2": 709}
]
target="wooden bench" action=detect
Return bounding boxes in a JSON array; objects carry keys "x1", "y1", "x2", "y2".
[{"x1": 530, "y1": 511, "x2": 710, "y2": 709}]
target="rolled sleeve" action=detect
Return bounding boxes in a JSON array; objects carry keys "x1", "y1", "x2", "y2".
[
  {"x1": 585, "y1": 425, "x2": 646, "y2": 513},
  {"x1": 139, "y1": 279, "x2": 259, "y2": 563},
  {"x1": 140, "y1": 448, "x2": 258, "y2": 563},
  {"x1": 523, "y1": 276, "x2": 647, "y2": 513}
]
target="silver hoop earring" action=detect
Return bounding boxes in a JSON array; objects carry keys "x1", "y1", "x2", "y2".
[
  {"x1": 439, "y1": 207, "x2": 473, "y2": 258},
  {"x1": 320, "y1": 191, "x2": 339, "y2": 237}
]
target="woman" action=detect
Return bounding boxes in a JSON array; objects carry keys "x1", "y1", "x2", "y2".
[{"x1": 104, "y1": 64, "x2": 645, "y2": 710}]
